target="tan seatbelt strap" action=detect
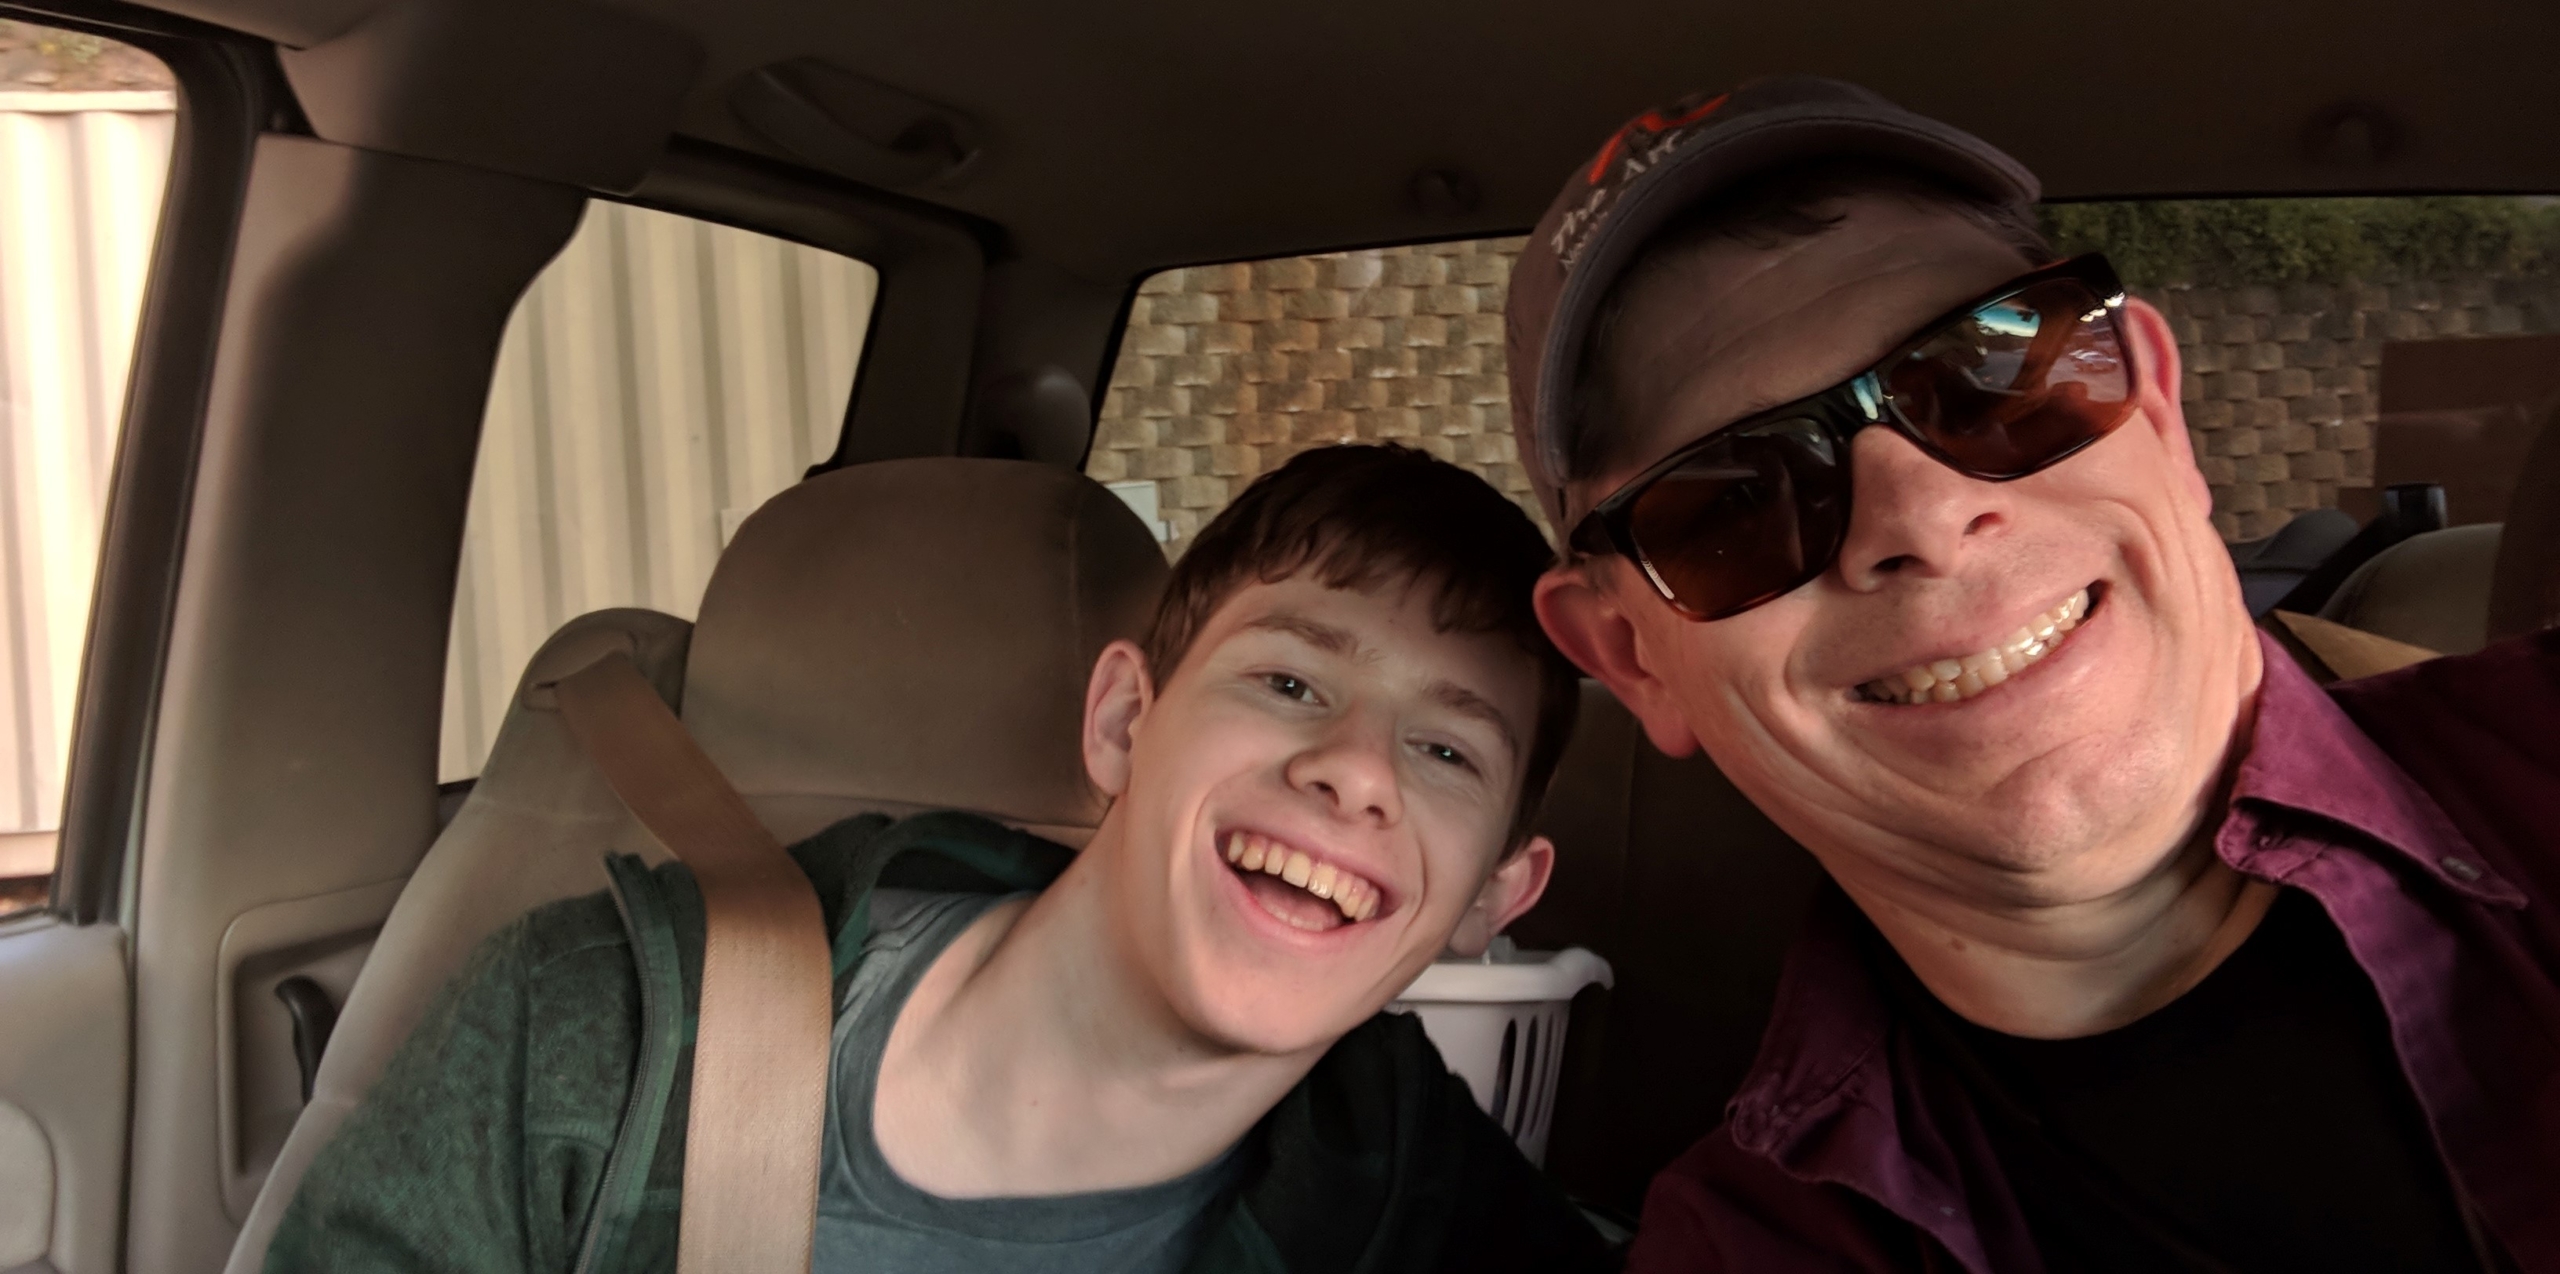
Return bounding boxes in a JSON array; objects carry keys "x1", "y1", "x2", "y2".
[
  {"x1": 2270, "y1": 609, "x2": 2441, "y2": 682},
  {"x1": 553, "y1": 652, "x2": 830, "y2": 1274}
]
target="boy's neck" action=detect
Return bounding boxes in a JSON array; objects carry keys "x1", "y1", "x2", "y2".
[{"x1": 871, "y1": 820, "x2": 1325, "y2": 1199}]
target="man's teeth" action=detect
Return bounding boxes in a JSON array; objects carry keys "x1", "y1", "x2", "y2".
[
  {"x1": 1861, "y1": 589, "x2": 2091, "y2": 706},
  {"x1": 1222, "y1": 832, "x2": 1379, "y2": 922}
]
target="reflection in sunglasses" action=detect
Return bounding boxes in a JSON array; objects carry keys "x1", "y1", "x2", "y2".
[{"x1": 1973, "y1": 301, "x2": 2042, "y2": 339}]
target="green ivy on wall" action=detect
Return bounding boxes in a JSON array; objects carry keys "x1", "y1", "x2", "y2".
[{"x1": 2041, "y1": 197, "x2": 2560, "y2": 288}]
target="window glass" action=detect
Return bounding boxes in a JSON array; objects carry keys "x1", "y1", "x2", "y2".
[
  {"x1": 441, "y1": 203, "x2": 876, "y2": 780},
  {"x1": 2042, "y1": 197, "x2": 2560, "y2": 538},
  {"x1": 0, "y1": 21, "x2": 176, "y2": 916},
  {"x1": 1089, "y1": 240, "x2": 1534, "y2": 554},
  {"x1": 1092, "y1": 197, "x2": 2560, "y2": 550}
]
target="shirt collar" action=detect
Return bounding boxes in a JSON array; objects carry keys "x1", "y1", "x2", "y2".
[{"x1": 2224, "y1": 630, "x2": 2520, "y2": 907}]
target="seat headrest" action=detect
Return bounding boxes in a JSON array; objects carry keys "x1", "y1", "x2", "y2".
[{"x1": 681, "y1": 458, "x2": 1169, "y2": 837}]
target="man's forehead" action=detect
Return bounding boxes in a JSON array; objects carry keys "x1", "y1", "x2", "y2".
[{"x1": 1575, "y1": 198, "x2": 2032, "y2": 506}]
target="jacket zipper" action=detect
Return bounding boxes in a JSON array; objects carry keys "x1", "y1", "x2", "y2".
[{"x1": 572, "y1": 856, "x2": 684, "y2": 1274}]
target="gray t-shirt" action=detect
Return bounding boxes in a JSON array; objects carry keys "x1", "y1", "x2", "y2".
[{"x1": 813, "y1": 889, "x2": 1242, "y2": 1274}]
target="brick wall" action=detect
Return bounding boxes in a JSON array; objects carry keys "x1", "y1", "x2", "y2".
[
  {"x1": 2164, "y1": 276, "x2": 2560, "y2": 538},
  {"x1": 1088, "y1": 239, "x2": 2560, "y2": 551},
  {"x1": 1086, "y1": 239, "x2": 1532, "y2": 548}
]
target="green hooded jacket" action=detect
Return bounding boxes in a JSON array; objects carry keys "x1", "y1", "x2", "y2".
[{"x1": 264, "y1": 811, "x2": 1615, "y2": 1274}]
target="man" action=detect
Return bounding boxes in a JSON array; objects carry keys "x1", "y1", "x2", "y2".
[
  {"x1": 1519, "y1": 76, "x2": 2560, "y2": 1272},
  {"x1": 266, "y1": 444, "x2": 1611, "y2": 1272}
]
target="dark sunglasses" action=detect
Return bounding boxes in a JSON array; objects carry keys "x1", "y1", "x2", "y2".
[{"x1": 1568, "y1": 253, "x2": 2137, "y2": 621}]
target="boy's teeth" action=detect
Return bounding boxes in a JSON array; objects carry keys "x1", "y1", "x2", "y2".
[
  {"x1": 1308, "y1": 863, "x2": 1338, "y2": 900},
  {"x1": 1861, "y1": 588, "x2": 2090, "y2": 706},
  {"x1": 1221, "y1": 832, "x2": 1380, "y2": 923}
]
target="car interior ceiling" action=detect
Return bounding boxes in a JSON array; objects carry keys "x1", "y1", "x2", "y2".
[{"x1": 6, "y1": 0, "x2": 2559, "y2": 1271}]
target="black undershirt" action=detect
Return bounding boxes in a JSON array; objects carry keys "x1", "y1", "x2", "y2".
[{"x1": 1876, "y1": 890, "x2": 2487, "y2": 1273}]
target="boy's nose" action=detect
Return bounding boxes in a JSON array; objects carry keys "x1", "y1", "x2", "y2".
[{"x1": 1285, "y1": 719, "x2": 1403, "y2": 828}]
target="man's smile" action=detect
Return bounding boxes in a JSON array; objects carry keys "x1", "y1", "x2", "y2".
[
  {"x1": 1220, "y1": 828, "x2": 1389, "y2": 930},
  {"x1": 1854, "y1": 584, "x2": 2099, "y2": 706}
]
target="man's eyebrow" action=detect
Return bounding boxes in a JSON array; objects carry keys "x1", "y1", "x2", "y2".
[
  {"x1": 1427, "y1": 680, "x2": 1521, "y2": 762},
  {"x1": 1241, "y1": 612, "x2": 1361, "y2": 657}
]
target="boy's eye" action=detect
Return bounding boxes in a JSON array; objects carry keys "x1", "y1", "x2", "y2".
[
  {"x1": 1264, "y1": 673, "x2": 1316, "y2": 702},
  {"x1": 1422, "y1": 742, "x2": 1471, "y2": 769}
]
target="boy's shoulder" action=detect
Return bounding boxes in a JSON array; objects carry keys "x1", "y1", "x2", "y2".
[{"x1": 500, "y1": 807, "x2": 1068, "y2": 983}]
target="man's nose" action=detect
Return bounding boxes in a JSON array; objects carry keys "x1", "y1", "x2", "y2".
[
  {"x1": 1832, "y1": 426, "x2": 2013, "y2": 590},
  {"x1": 1284, "y1": 715, "x2": 1403, "y2": 828}
]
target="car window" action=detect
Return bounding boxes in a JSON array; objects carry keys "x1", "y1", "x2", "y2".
[
  {"x1": 1089, "y1": 240, "x2": 1535, "y2": 553},
  {"x1": 1091, "y1": 197, "x2": 2560, "y2": 550},
  {"x1": 440, "y1": 203, "x2": 876, "y2": 780},
  {"x1": 2044, "y1": 196, "x2": 2560, "y2": 539},
  {"x1": 0, "y1": 21, "x2": 176, "y2": 917}
]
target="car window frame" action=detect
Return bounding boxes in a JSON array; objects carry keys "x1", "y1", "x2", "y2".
[{"x1": 2, "y1": 0, "x2": 280, "y2": 925}]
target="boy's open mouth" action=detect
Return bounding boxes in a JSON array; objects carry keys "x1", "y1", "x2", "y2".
[{"x1": 1221, "y1": 830, "x2": 1385, "y2": 932}]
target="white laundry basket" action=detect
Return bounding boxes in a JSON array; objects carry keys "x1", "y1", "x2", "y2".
[{"x1": 1389, "y1": 942, "x2": 1612, "y2": 1165}]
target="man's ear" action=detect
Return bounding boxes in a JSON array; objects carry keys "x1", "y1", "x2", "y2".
[
  {"x1": 1444, "y1": 835, "x2": 1556, "y2": 958},
  {"x1": 2117, "y1": 296, "x2": 2211, "y2": 517},
  {"x1": 1534, "y1": 562, "x2": 1702, "y2": 759},
  {"x1": 1082, "y1": 639, "x2": 1154, "y2": 798}
]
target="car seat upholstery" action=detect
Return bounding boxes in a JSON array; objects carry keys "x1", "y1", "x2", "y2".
[
  {"x1": 682, "y1": 459, "x2": 1165, "y2": 846},
  {"x1": 224, "y1": 458, "x2": 1168, "y2": 1274},
  {"x1": 2227, "y1": 507, "x2": 2360, "y2": 616},
  {"x1": 2324, "y1": 400, "x2": 2560, "y2": 654},
  {"x1": 2320, "y1": 524, "x2": 2505, "y2": 655},
  {"x1": 1509, "y1": 683, "x2": 1829, "y2": 1217}
]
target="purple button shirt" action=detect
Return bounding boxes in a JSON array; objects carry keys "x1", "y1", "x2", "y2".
[{"x1": 1627, "y1": 629, "x2": 2560, "y2": 1274}]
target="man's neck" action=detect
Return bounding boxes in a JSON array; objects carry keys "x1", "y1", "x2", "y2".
[
  {"x1": 870, "y1": 827, "x2": 1320, "y2": 1199},
  {"x1": 1845, "y1": 837, "x2": 2281, "y2": 1039},
  {"x1": 1845, "y1": 655, "x2": 2275, "y2": 1041}
]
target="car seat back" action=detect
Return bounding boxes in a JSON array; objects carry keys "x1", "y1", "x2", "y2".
[
  {"x1": 224, "y1": 459, "x2": 1167, "y2": 1274},
  {"x1": 2325, "y1": 400, "x2": 2560, "y2": 653}
]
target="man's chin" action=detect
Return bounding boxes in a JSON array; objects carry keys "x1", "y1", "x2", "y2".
[
  {"x1": 1757, "y1": 736, "x2": 2184, "y2": 895},
  {"x1": 1893, "y1": 769, "x2": 2195, "y2": 902}
]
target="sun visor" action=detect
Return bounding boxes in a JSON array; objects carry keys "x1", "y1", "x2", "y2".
[{"x1": 280, "y1": 0, "x2": 703, "y2": 193}]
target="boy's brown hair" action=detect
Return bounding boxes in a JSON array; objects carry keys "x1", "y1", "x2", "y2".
[{"x1": 1140, "y1": 444, "x2": 1580, "y2": 846}]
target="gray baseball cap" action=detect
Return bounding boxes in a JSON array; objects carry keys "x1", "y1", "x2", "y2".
[{"x1": 1504, "y1": 75, "x2": 2041, "y2": 526}]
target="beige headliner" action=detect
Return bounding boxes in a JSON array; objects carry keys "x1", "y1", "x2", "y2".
[{"x1": 143, "y1": 0, "x2": 2560, "y2": 286}]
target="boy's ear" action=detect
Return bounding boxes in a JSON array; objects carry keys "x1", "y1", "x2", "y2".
[
  {"x1": 1082, "y1": 639, "x2": 1155, "y2": 798},
  {"x1": 1443, "y1": 835, "x2": 1555, "y2": 958}
]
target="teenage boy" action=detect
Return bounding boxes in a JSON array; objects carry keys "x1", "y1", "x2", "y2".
[{"x1": 266, "y1": 443, "x2": 1611, "y2": 1273}]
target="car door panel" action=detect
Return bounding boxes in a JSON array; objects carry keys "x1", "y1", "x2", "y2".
[{"x1": 0, "y1": 920, "x2": 129, "y2": 1274}]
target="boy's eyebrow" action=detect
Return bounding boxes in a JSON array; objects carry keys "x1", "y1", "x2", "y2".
[
  {"x1": 1244, "y1": 611, "x2": 1520, "y2": 760},
  {"x1": 1427, "y1": 680, "x2": 1521, "y2": 762},
  {"x1": 1242, "y1": 612, "x2": 1361, "y2": 657}
]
